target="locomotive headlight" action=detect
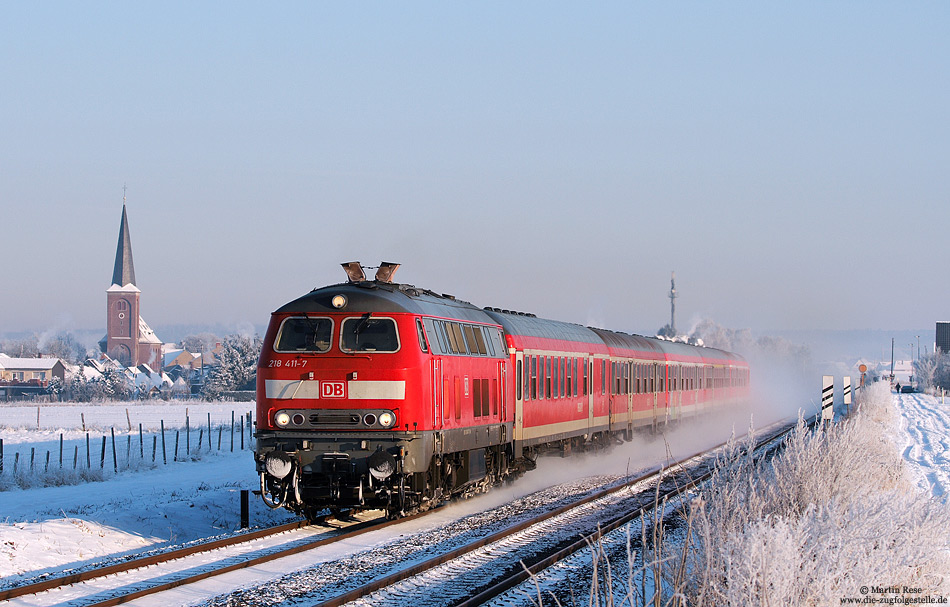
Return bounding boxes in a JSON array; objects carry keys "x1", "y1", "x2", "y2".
[
  {"x1": 331, "y1": 294, "x2": 347, "y2": 309},
  {"x1": 378, "y1": 411, "x2": 395, "y2": 428},
  {"x1": 274, "y1": 411, "x2": 291, "y2": 428}
]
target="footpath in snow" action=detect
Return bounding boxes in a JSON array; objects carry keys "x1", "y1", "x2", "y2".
[{"x1": 895, "y1": 391, "x2": 950, "y2": 500}]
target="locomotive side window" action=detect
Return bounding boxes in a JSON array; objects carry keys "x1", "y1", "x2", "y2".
[
  {"x1": 472, "y1": 327, "x2": 488, "y2": 355},
  {"x1": 416, "y1": 319, "x2": 428, "y2": 353},
  {"x1": 341, "y1": 316, "x2": 399, "y2": 352},
  {"x1": 482, "y1": 327, "x2": 500, "y2": 356},
  {"x1": 275, "y1": 317, "x2": 333, "y2": 352},
  {"x1": 425, "y1": 318, "x2": 447, "y2": 354},
  {"x1": 463, "y1": 325, "x2": 478, "y2": 354}
]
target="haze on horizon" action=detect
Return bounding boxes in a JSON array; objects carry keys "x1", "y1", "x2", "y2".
[{"x1": 2, "y1": 3, "x2": 948, "y2": 339}]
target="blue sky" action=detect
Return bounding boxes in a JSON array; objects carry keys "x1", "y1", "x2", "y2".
[{"x1": 2, "y1": 2, "x2": 948, "y2": 338}]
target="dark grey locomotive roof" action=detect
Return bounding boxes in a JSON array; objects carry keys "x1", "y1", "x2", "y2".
[
  {"x1": 276, "y1": 280, "x2": 744, "y2": 363},
  {"x1": 275, "y1": 282, "x2": 497, "y2": 324}
]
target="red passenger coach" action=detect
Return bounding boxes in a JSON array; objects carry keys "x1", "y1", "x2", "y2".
[{"x1": 255, "y1": 263, "x2": 750, "y2": 519}]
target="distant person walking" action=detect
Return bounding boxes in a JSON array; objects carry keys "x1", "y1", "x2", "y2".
[{"x1": 895, "y1": 382, "x2": 902, "y2": 393}]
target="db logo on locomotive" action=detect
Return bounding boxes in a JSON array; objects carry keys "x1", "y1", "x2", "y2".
[{"x1": 320, "y1": 381, "x2": 346, "y2": 398}]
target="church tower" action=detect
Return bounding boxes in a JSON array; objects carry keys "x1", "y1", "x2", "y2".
[{"x1": 100, "y1": 201, "x2": 162, "y2": 367}]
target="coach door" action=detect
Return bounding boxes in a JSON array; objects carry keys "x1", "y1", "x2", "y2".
[
  {"x1": 588, "y1": 358, "x2": 595, "y2": 434},
  {"x1": 652, "y1": 362, "x2": 659, "y2": 428},
  {"x1": 513, "y1": 352, "x2": 524, "y2": 457}
]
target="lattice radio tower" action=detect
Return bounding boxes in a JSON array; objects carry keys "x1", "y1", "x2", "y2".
[{"x1": 669, "y1": 272, "x2": 678, "y2": 337}]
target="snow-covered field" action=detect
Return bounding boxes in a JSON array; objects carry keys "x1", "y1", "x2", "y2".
[
  {"x1": 896, "y1": 391, "x2": 950, "y2": 500},
  {"x1": 1, "y1": 390, "x2": 947, "y2": 602}
]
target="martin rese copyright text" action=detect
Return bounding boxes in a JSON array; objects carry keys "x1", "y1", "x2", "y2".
[{"x1": 840, "y1": 586, "x2": 947, "y2": 605}]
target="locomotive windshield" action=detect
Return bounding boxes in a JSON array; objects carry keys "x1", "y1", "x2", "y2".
[
  {"x1": 341, "y1": 316, "x2": 399, "y2": 352},
  {"x1": 275, "y1": 317, "x2": 333, "y2": 352}
]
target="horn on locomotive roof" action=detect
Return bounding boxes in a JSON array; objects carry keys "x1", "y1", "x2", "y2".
[
  {"x1": 341, "y1": 261, "x2": 366, "y2": 283},
  {"x1": 375, "y1": 262, "x2": 400, "y2": 283}
]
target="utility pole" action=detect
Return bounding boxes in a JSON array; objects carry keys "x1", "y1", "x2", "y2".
[{"x1": 890, "y1": 338, "x2": 895, "y2": 382}]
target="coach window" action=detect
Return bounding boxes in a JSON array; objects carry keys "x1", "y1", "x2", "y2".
[
  {"x1": 276, "y1": 317, "x2": 333, "y2": 353},
  {"x1": 571, "y1": 358, "x2": 583, "y2": 396},
  {"x1": 545, "y1": 357, "x2": 552, "y2": 399},
  {"x1": 516, "y1": 359, "x2": 523, "y2": 401},
  {"x1": 341, "y1": 316, "x2": 399, "y2": 352},
  {"x1": 582, "y1": 358, "x2": 588, "y2": 395},
  {"x1": 559, "y1": 357, "x2": 564, "y2": 398},
  {"x1": 530, "y1": 356, "x2": 538, "y2": 399},
  {"x1": 552, "y1": 357, "x2": 559, "y2": 398},
  {"x1": 570, "y1": 358, "x2": 576, "y2": 397}
]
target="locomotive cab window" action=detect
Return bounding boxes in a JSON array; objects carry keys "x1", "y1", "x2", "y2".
[
  {"x1": 275, "y1": 317, "x2": 333, "y2": 352},
  {"x1": 341, "y1": 316, "x2": 399, "y2": 352}
]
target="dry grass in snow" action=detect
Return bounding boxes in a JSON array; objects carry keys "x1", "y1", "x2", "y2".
[{"x1": 683, "y1": 381, "x2": 950, "y2": 606}]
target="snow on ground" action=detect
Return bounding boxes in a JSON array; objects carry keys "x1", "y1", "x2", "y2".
[
  {"x1": 1, "y1": 390, "x2": 947, "y2": 596},
  {"x1": 895, "y1": 391, "x2": 950, "y2": 500}
]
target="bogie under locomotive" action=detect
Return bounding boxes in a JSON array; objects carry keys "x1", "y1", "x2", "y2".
[{"x1": 255, "y1": 263, "x2": 749, "y2": 519}]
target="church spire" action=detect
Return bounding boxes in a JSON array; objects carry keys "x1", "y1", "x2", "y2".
[{"x1": 111, "y1": 199, "x2": 137, "y2": 287}]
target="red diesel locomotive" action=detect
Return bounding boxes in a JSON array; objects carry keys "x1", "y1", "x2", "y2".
[{"x1": 255, "y1": 262, "x2": 750, "y2": 519}]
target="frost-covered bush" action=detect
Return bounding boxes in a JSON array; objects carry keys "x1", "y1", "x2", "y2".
[{"x1": 683, "y1": 381, "x2": 950, "y2": 606}]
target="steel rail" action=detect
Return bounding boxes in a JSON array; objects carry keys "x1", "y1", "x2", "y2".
[
  {"x1": 457, "y1": 415, "x2": 818, "y2": 607},
  {"x1": 0, "y1": 511, "x2": 381, "y2": 603},
  {"x1": 0, "y1": 519, "x2": 302, "y2": 601},
  {"x1": 311, "y1": 416, "x2": 811, "y2": 607},
  {"x1": 308, "y1": 418, "x2": 802, "y2": 607}
]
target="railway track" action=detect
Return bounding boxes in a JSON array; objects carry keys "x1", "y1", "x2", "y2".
[
  {"x1": 311, "y1": 417, "x2": 809, "y2": 607},
  {"x1": 4, "y1": 417, "x2": 809, "y2": 607},
  {"x1": 0, "y1": 510, "x2": 393, "y2": 607}
]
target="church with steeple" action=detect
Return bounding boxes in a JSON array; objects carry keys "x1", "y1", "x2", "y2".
[{"x1": 98, "y1": 202, "x2": 163, "y2": 367}]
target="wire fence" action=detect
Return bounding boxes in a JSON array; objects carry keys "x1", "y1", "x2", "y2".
[{"x1": 0, "y1": 409, "x2": 254, "y2": 489}]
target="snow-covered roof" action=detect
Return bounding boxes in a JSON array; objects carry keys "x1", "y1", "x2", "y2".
[
  {"x1": 138, "y1": 317, "x2": 162, "y2": 344},
  {"x1": 106, "y1": 283, "x2": 141, "y2": 293},
  {"x1": 0, "y1": 357, "x2": 64, "y2": 371}
]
